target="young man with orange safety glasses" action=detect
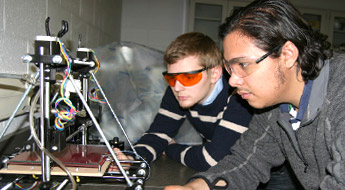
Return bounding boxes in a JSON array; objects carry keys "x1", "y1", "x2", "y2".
[{"x1": 132, "y1": 32, "x2": 253, "y2": 172}]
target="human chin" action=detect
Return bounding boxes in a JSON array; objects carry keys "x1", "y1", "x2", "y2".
[
  {"x1": 246, "y1": 98, "x2": 267, "y2": 109},
  {"x1": 178, "y1": 101, "x2": 194, "y2": 109}
]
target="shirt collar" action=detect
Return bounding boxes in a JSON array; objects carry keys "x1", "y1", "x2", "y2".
[
  {"x1": 202, "y1": 76, "x2": 223, "y2": 106},
  {"x1": 280, "y1": 80, "x2": 313, "y2": 121}
]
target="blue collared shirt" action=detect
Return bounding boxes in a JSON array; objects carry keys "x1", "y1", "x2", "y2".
[
  {"x1": 202, "y1": 76, "x2": 223, "y2": 106},
  {"x1": 280, "y1": 80, "x2": 313, "y2": 130}
]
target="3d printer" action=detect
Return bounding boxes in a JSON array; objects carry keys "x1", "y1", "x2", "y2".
[{"x1": 0, "y1": 18, "x2": 149, "y2": 190}]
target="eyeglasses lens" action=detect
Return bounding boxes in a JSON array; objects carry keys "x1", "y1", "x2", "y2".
[
  {"x1": 223, "y1": 44, "x2": 283, "y2": 78},
  {"x1": 163, "y1": 72, "x2": 203, "y2": 87}
]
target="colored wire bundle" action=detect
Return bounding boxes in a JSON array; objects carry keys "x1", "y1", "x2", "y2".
[
  {"x1": 54, "y1": 39, "x2": 78, "y2": 130},
  {"x1": 88, "y1": 49, "x2": 105, "y2": 104},
  {"x1": 14, "y1": 181, "x2": 39, "y2": 190},
  {"x1": 88, "y1": 85, "x2": 106, "y2": 103},
  {"x1": 52, "y1": 41, "x2": 102, "y2": 129},
  {"x1": 54, "y1": 97, "x2": 78, "y2": 130},
  {"x1": 57, "y1": 38, "x2": 72, "y2": 98}
]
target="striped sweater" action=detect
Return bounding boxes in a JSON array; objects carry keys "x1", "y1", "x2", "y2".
[{"x1": 134, "y1": 76, "x2": 253, "y2": 171}]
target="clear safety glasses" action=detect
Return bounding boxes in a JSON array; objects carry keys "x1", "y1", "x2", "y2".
[{"x1": 223, "y1": 44, "x2": 283, "y2": 78}]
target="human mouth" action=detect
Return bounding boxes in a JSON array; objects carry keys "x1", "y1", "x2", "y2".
[
  {"x1": 177, "y1": 95, "x2": 188, "y2": 101},
  {"x1": 237, "y1": 90, "x2": 251, "y2": 100}
]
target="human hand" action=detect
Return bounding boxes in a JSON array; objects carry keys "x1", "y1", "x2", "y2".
[
  {"x1": 114, "y1": 148, "x2": 134, "y2": 160},
  {"x1": 108, "y1": 148, "x2": 134, "y2": 172},
  {"x1": 164, "y1": 178, "x2": 209, "y2": 190},
  {"x1": 164, "y1": 185, "x2": 193, "y2": 190},
  {"x1": 169, "y1": 139, "x2": 176, "y2": 145},
  {"x1": 163, "y1": 139, "x2": 177, "y2": 155}
]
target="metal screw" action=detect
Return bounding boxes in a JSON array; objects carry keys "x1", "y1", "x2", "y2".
[
  {"x1": 140, "y1": 163, "x2": 147, "y2": 168},
  {"x1": 136, "y1": 179, "x2": 144, "y2": 185},
  {"x1": 134, "y1": 185, "x2": 143, "y2": 190},
  {"x1": 21, "y1": 55, "x2": 33, "y2": 63},
  {"x1": 25, "y1": 144, "x2": 32, "y2": 151},
  {"x1": 52, "y1": 55, "x2": 63, "y2": 64},
  {"x1": 137, "y1": 169, "x2": 146, "y2": 176}
]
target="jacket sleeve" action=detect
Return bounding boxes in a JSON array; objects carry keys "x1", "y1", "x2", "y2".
[
  {"x1": 134, "y1": 88, "x2": 185, "y2": 163},
  {"x1": 320, "y1": 61, "x2": 345, "y2": 189},
  {"x1": 190, "y1": 109, "x2": 286, "y2": 190},
  {"x1": 165, "y1": 94, "x2": 253, "y2": 171},
  {"x1": 321, "y1": 138, "x2": 345, "y2": 189}
]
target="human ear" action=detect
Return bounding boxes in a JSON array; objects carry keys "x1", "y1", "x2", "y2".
[
  {"x1": 210, "y1": 65, "x2": 222, "y2": 83},
  {"x1": 281, "y1": 41, "x2": 299, "y2": 69}
]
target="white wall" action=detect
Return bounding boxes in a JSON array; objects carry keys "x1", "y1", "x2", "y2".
[
  {"x1": 0, "y1": 0, "x2": 121, "y2": 75},
  {"x1": 0, "y1": 0, "x2": 122, "y2": 139},
  {"x1": 121, "y1": 0, "x2": 187, "y2": 51},
  {"x1": 121, "y1": 0, "x2": 345, "y2": 52}
]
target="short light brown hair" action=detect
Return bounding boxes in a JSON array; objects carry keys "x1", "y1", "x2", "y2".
[{"x1": 164, "y1": 32, "x2": 222, "y2": 69}]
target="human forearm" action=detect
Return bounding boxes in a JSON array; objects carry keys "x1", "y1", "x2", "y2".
[
  {"x1": 165, "y1": 143, "x2": 212, "y2": 171},
  {"x1": 164, "y1": 178, "x2": 209, "y2": 190}
]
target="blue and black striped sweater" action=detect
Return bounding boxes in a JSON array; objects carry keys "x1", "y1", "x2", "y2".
[{"x1": 134, "y1": 76, "x2": 253, "y2": 171}]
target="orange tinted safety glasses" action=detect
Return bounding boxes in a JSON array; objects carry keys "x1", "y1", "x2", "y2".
[{"x1": 162, "y1": 68, "x2": 207, "y2": 87}]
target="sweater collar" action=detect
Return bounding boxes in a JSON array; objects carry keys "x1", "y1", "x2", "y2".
[
  {"x1": 279, "y1": 59, "x2": 329, "y2": 123},
  {"x1": 305, "y1": 59, "x2": 329, "y2": 122},
  {"x1": 280, "y1": 80, "x2": 313, "y2": 122}
]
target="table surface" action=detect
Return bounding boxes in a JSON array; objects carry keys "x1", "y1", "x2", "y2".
[{"x1": 74, "y1": 155, "x2": 197, "y2": 190}]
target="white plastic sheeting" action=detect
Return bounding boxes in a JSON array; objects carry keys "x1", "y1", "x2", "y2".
[{"x1": 91, "y1": 42, "x2": 202, "y2": 147}]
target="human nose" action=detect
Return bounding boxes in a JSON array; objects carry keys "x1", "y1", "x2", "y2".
[
  {"x1": 228, "y1": 73, "x2": 244, "y2": 87},
  {"x1": 173, "y1": 80, "x2": 185, "y2": 91}
]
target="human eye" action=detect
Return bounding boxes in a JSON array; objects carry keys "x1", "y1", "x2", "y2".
[
  {"x1": 235, "y1": 61, "x2": 255, "y2": 74},
  {"x1": 183, "y1": 74, "x2": 196, "y2": 80},
  {"x1": 165, "y1": 74, "x2": 176, "y2": 80},
  {"x1": 238, "y1": 62, "x2": 250, "y2": 68}
]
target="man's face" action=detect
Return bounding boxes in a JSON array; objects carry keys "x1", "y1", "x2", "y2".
[
  {"x1": 223, "y1": 31, "x2": 289, "y2": 109},
  {"x1": 166, "y1": 55, "x2": 215, "y2": 109}
]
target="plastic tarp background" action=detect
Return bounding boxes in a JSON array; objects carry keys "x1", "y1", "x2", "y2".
[{"x1": 90, "y1": 42, "x2": 202, "y2": 148}]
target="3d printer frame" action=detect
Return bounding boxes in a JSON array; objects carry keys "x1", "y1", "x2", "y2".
[{"x1": 0, "y1": 18, "x2": 149, "y2": 190}]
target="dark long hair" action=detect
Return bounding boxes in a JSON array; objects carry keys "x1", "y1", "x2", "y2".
[{"x1": 219, "y1": 0, "x2": 333, "y2": 81}]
